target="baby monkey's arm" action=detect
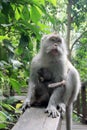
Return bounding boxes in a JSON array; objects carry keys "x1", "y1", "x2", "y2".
[{"x1": 48, "y1": 80, "x2": 66, "y2": 88}]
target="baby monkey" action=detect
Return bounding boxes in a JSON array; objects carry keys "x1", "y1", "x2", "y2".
[{"x1": 34, "y1": 68, "x2": 54, "y2": 107}]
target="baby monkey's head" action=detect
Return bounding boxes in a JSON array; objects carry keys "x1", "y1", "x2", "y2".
[
  {"x1": 40, "y1": 33, "x2": 67, "y2": 57},
  {"x1": 37, "y1": 68, "x2": 53, "y2": 83}
]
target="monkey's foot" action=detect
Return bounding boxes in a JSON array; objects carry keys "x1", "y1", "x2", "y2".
[
  {"x1": 21, "y1": 98, "x2": 31, "y2": 113},
  {"x1": 45, "y1": 105, "x2": 60, "y2": 118}
]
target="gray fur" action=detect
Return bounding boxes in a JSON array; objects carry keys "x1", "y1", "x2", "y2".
[{"x1": 22, "y1": 33, "x2": 81, "y2": 130}]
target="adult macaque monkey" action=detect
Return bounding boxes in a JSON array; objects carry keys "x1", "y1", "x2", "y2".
[{"x1": 22, "y1": 33, "x2": 81, "y2": 130}]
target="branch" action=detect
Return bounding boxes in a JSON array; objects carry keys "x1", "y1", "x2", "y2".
[
  {"x1": 48, "y1": 80, "x2": 66, "y2": 88},
  {"x1": 73, "y1": 110, "x2": 83, "y2": 118},
  {"x1": 71, "y1": 30, "x2": 87, "y2": 51}
]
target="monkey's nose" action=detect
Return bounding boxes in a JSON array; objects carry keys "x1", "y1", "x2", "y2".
[{"x1": 54, "y1": 43, "x2": 57, "y2": 46}]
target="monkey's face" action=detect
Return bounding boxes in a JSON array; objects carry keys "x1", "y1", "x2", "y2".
[{"x1": 41, "y1": 33, "x2": 67, "y2": 57}]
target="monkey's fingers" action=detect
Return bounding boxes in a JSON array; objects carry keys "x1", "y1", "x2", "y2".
[
  {"x1": 51, "y1": 110, "x2": 60, "y2": 118},
  {"x1": 21, "y1": 104, "x2": 29, "y2": 113},
  {"x1": 45, "y1": 106, "x2": 60, "y2": 118},
  {"x1": 44, "y1": 108, "x2": 49, "y2": 113},
  {"x1": 21, "y1": 100, "x2": 31, "y2": 113},
  {"x1": 48, "y1": 111, "x2": 52, "y2": 117},
  {"x1": 45, "y1": 109, "x2": 53, "y2": 117},
  {"x1": 46, "y1": 110, "x2": 60, "y2": 118}
]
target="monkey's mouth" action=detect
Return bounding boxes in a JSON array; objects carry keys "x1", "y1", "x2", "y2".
[{"x1": 51, "y1": 49, "x2": 58, "y2": 55}]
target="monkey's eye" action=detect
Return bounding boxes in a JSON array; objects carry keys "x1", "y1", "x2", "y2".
[
  {"x1": 57, "y1": 38, "x2": 61, "y2": 43},
  {"x1": 50, "y1": 37, "x2": 56, "y2": 42},
  {"x1": 50, "y1": 37, "x2": 61, "y2": 43}
]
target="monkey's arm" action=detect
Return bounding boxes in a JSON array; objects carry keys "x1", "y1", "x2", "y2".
[
  {"x1": 45, "y1": 86, "x2": 65, "y2": 118},
  {"x1": 48, "y1": 80, "x2": 66, "y2": 88},
  {"x1": 22, "y1": 80, "x2": 36, "y2": 111},
  {"x1": 22, "y1": 74, "x2": 36, "y2": 112},
  {"x1": 22, "y1": 56, "x2": 40, "y2": 112}
]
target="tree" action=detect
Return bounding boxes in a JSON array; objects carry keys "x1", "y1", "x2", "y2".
[{"x1": 66, "y1": 0, "x2": 87, "y2": 59}]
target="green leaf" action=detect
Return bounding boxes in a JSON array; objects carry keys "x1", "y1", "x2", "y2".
[
  {"x1": 0, "y1": 36, "x2": 9, "y2": 41},
  {"x1": 2, "y1": 103, "x2": 16, "y2": 112},
  {"x1": 48, "y1": 0, "x2": 57, "y2": 6},
  {"x1": 30, "y1": 5, "x2": 42, "y2": 23},
  {"x1": 10, "y1": 78, "x2": 21, "y2": 93},
  {"x1": 22, "y1": 6, "x2": 30, "y2": 21},
  {"x1": 0, "y1": 123, "x2": 6, "y2": 129},
  {"x1": 32, "y1": 0, "x2": 45, "y2": 5},
  {"x1": 0, "y1": 13, "x2": 6, "y2": 24},
  {"x1": 15, "y1": 8, "x2": 20, "y2": 20},
  {"x1": 37, "y1": 22, "x2": 51, "y2": 33},
  {"x1": 15, "y1": 48, "x2": 23, "y2": 55},
  {"x1": 0, "y1": 111, "x2": 7, "y2": 121}
]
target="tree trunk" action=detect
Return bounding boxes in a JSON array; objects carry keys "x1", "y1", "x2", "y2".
[{"x1": 66, "y1": 0, "x2": 72, "y2": 60}]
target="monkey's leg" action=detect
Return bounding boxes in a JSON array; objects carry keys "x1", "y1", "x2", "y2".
[
  {"x1": 66, "y1": 103, "x2": 73, "y2": 130},
  {"x1": 45, "y1": 86, "x2": 65, "y2": 118}
]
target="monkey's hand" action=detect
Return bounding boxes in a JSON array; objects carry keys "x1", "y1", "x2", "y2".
[
  {"x1": 45, "y1": 105, "x2": 60, "y2": 118},
  {"x1": 21, "y1": 98, "x2": 31, "y2": 113}
]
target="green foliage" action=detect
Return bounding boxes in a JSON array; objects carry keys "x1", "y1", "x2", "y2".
[
  {"x1": 72, "y1": 0, "x2": 87, "y2": 28},
  {"x1": 0, "y1": 0, "x2": 57, "y2": 96},
  {"x1": 0, "y1": 101, "x2": 21, "y2": 129},
  {"x1": 73, "y1": 113, "x2": 80, "y2": 122},
  {"x1": 73, "y1": 32, "x2": 87, "y2": 80}
]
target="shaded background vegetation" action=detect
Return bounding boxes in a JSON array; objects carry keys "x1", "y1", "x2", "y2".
[{"x1": 0, "y1": 0, "x2": 87, "y2": 129}]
